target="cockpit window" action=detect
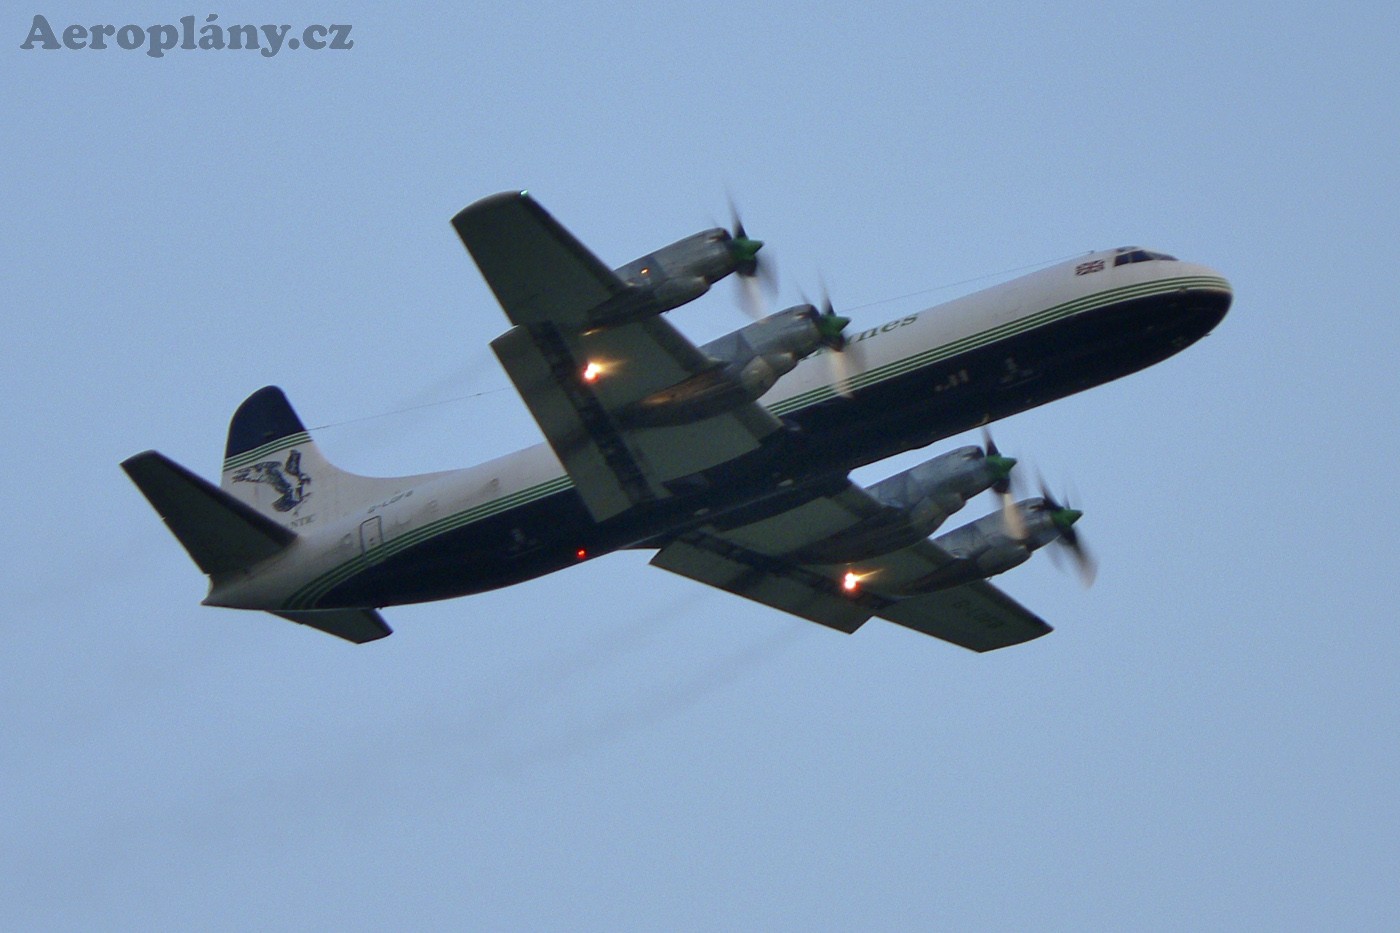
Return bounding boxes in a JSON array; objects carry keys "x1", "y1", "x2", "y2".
[{"x1": 1113, "y1": 247, "x2": 1178, "y2": 266}]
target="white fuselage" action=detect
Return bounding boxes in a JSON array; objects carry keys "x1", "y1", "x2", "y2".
[{"x1": 207, "y1": 249, "x2": 1230, "y2": 611}]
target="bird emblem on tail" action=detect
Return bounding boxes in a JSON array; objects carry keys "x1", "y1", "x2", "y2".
[{"x1": 231, "y1": 449, "x2": 312, "y2": 512}]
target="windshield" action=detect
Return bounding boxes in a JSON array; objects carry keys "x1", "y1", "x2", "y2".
[{"x1": 1114, "y1": 248, "x2": 1178, "y2": 266}]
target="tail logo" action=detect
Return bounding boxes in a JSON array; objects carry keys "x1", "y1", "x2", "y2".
[{"x1": 232, "y1": 449, "x2": 313, "y2": 512}]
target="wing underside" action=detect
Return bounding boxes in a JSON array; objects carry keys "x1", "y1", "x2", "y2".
[
  {"x1": 455, "y1": 192, "x2": 782, "y2": 522},
  {"x1": 651, "y1": 482, "x2": 1052, "y2": 652}
]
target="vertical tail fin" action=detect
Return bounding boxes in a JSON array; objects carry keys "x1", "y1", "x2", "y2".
[
  {"x1": 221, "y1": 386, "x2": 349, "y2": 528},
  {"x1": 124, "y1": 388, "x2": 395, "y2": 644}
]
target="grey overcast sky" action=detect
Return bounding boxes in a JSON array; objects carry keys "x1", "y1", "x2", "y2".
[{"x1": 5, "y1": 2, "x2": 1399, "y2": 929}]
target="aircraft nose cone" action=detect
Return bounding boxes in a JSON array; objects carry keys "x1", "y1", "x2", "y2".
[{"x1": 1196, "y1": 266, "x2": 1233, "y2": 330}]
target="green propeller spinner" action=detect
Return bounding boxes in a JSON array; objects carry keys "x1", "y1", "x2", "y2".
[
  {"x1": 815, "y1": 309, "x2": 851, "y2": 348},
  {"x1": 980, "y1": 429, "x2": 1017, "y2": 495},
  {"x1": 729, "y1": 234, "x2": 764, "y2": 268}
]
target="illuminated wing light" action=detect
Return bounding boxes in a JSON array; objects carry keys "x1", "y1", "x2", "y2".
[
  {"x1": 582, "y1": 361, "x2": 603, "y2": 383},
  {"x1": 842, "y1": 571, "x2": 862, "y2": 593}
]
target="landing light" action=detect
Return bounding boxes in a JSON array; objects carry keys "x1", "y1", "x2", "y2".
[
  {"x1": 582, "y1": 361, "x2": 603, "y2": 383},
  {"x1": 842, "y1": 571, "x2": 862, "y2": 593}
]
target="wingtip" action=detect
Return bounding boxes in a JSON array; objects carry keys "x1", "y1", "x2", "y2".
[
  {"x1": 120, "y1": 449, "x2": 161, "y2": 471},
  {"x1": 451, "y1": 190, "x2": 537, "y2": 236}
]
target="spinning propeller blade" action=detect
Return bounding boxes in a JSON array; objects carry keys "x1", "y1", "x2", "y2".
[
  {"x1": 814, "y1": 286, "x2": 851, "y2": 351},
  {"x1": 801, "y1": 285, "x2": 859, "y2": 397},
  {"x1": 980, "y1": 429, "x2": 1025, "y2": 541},
  {"x1": 1037, "y1": 478, "x2": 1097, "y2": 587},
  {"x1": 728, "y1": 198, "x2": 777, "y2": 318}
]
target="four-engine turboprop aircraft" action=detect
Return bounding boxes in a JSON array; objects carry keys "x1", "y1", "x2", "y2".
[{"x1": 123, "y1": 191, "x2": 1231, "y2": 650}]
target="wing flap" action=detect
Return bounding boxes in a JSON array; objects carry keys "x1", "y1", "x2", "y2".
[
  {"x1": 491, "y1": 324, "x2": 659, "y2": 521},
  {"x1": 651, "y1": 537, "x2": 871, "y2": 633}
]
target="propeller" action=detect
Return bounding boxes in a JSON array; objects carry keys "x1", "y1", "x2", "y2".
[
  {"x1": 979, "y1": 435, "x2": 1095, "y2": 586},
  {"x1": 718, "y1": 200, "x2": 856, "y2": 393},
  {"x1": 728, "y1": 199, "x2": 778, "y2": 318},
  {"x1": 981, "y1": 428, "x2": 1025, "y2": 541},
  {"x1": 812, "y1": 287, "x2": 851, "y2": 351},
  {"x1": 1036, "y1": 479, "x2": 1097, "y2": 587},
  {"x1": 980, "y1": 429, "x2": 1017, "y2": 495},
  {"x1": 801, "y1": 286, "x2": 862, "y2": 397}
]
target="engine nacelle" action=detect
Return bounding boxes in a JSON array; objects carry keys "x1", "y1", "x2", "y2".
[
  {"x1": 702, "y1": 304, "x2": 827, "y2": 389},
  {"x1": 617, "y1": 305, "x2": 826, "y2": 427},
  {"x1": 613, "y1": 228, "x2": 743, "y2": 315},
  {"x1": 867, "y1": 446, "x2": 1014, "y2": 524},
  {"x1": 796, "y1": 447, "x2": 1008, "y2": 564},
  {"x1": 904, "y1": 497, "x2": 1069, "y2": 591}
]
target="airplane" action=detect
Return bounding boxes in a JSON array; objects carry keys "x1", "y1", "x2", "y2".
[{"x1": 122, "y1": 191, "x2": 1231, "y2": 651}]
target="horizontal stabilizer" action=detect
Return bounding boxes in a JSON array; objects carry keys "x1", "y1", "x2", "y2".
[
  {"x1": 270, "y1": 609, "x2": 392, "y2": 644},
  {"x1": 122, "y1": 450, "x2": 295, "y2": 576}
]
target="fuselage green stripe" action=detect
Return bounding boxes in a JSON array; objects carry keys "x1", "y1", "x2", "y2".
[
  {"x1": 287, "y1": 473, "x2": 574, "y2": 608},
  {"x1": 769, "y1": 275, "x2": 1227, "y2": 413}
]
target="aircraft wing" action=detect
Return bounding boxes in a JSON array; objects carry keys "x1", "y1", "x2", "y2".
[
  {"x1": 451, "y1": 191, "x2": 637, "y2": 330},
  {"x1": 650, "y1": 481, "x2": 1052, "y2": 652},
  {"x1": 454, "y1": 192, "x2": 783, "y2": 522}
]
